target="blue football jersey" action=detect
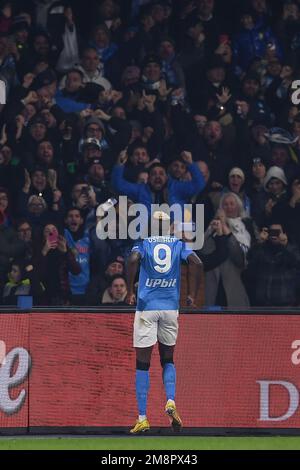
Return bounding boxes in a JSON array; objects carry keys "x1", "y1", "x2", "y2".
[{"x1": 132, "y1": 236, "x2": 193, "y2": 311}]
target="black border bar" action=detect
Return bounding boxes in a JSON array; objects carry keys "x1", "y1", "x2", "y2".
[{"x1": 1, "y1": 426, "x2": 300, "y2": 436}]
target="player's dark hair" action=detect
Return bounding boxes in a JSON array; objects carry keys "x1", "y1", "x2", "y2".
[{"x1": 144, "y1": 216, "x2": 171, "y2": 237}]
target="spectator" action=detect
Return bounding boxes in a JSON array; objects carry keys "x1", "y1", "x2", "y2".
[
  {"x1": 203, "y1": 192, "x2": 255, "y2": 307},
  {"x1": 52, "y1": 5, "x2": 80, "y2": 74},
  {"x1": 168, "y1": 157, "x2": 188, "y2": 181},
  {"x1": 193, "y1": 160, "x2": 215, "y2": 230},
  {"x1": 64, "y1": 207, "x2": 90, "y2": 305},
  {"x1": 246, "y1": 157, "x2": 267, "y2": 199},
  {"x1": 233, "y1": 9, "x2": 281, "y2": 74},
  {"x1": 35, "y1": 221, "x2": 81, "y2": 305},
  {"x1": 0, "y1": 208, "x2": 25, "y2": 291},
  {"x1": 59, "y1": 47, "x2": 112, "y2": 91},
  {"x1": 270, "y1": 143, "x2": 299, "y2": 182},
  {"x1": 0, "y1": 186, "x2": 12, "y2": 225},
  {"x1": 251, "y1": 165, "x2": 288, "y2": 228},
  {"x1": 101, "y1": 273, "x2": 128, "y2": 305},
  {"x1": 0, "y1": 141, "x2": 25, "y2": 208},
  {"x1": 55, "y1": 69, "x2": 90, "y2": 113},
  {"x1": 85, "y1": 158, "x2": 114, "y2": 204},
  {"x1": 16, "y1": 218, "x2": 33, "y2": 263},
  {"x1": 19, "y1": 166, "x2": 63, "y2": 219},
  {"x1": 2, "y1": 258, "x2": 44, "y2": 306},
  {"x1": 12, "y1": 14, "x2": 31, "y2": 65},
  {"x1": 123, "y1": 143, "x2": 151, "y2": 182},
  {"x1": 89, "y1": 23, "x2": 120, "y2": 87},
  {"x1": 87, "y1": 254, "x2": 125, "y2": 305},
  {"x1": 18, "y1": 31, "x2": 59, "y2": 77},
  {"x1": 0, "y1": 2, "x2": 13, "y2": 34},
  {"x1": 265, "y1": 175, "x2": 300, "y2": 249},
  {"x1": 198, "y1": 120, "x2": 233, "y2": 187},
  {"x1": 182, "y1": 0, "x2": 221, "y2": 55},
  {"x1": 244, "y1": 222, "x2": 300, "y2": 306},
  {"x1": 196, "y1": 216, "x2": 230, "y2": 273},
  {"x1": 210, "y1": 167, "x2": 251, "y2": 216},
  {"x1": 70, "y1": 180, "x2": 98, "y2": 229},
  {"x1": 112, "y1": 149, "x2": 205, "y2": 216},
  {"x1": 158, "y1": 38, "x2": 186, "y2": 90},
  {"x1": 0, "y1": 30, "x2": 18, "y2": 95},
  {"x1": 0, "y1": 0, "x2": 299, "y2": 309}
]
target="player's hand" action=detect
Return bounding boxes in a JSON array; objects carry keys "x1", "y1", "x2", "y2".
[{"x1": 126, "y1": 293, "x2": 136, "y2": 305}]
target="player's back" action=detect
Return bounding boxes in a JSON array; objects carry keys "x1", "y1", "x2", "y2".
[{"x1": 136, "y1": 236, "x2": 186, "y2": 312}]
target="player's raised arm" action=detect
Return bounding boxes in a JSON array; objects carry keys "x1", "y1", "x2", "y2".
[
  {"x1": 126, "y1": 251, "x2": 141, "y2": 305},
  {"x1": 187, "y1": 252, "x2": 202, "y2": 308}
]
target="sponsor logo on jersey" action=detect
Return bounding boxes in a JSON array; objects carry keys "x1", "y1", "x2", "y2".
[{"x1": 145, "y1": 278, "x2": 177, "y2": 288}]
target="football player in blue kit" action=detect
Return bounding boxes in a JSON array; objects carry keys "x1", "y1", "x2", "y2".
[{"x1": 126, "y1": 211, "x2": 202, "y2": 433}]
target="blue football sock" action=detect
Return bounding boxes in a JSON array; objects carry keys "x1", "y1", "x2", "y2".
[
  {"x1": 136, "y1": 369, "x2": 150, "y2": 416},
  {"x1": 163, "y1": 363, "x2": 176, "y2": 401}
]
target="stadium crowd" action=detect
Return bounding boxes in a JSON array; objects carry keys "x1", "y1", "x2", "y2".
[{"x1": 1, "y1": 0, "x2": 300, "y2": 308}]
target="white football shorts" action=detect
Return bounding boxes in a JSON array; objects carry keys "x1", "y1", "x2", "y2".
[{"x1": 133, "y1": 310, "x2": 179, "y2": 348}]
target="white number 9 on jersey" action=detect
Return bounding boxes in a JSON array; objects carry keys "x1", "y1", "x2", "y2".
[{"x1": 153, "y1": 244, "x2": 172, "y2": 273}]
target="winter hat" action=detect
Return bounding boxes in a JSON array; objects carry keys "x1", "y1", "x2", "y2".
[
  {"x1": 263, "y1": 166, "x2": 288, "y2": 190},
  {"x1": 84, "y1": 117, "x2": 105, "y2": 135},
  {"x1": 229, "y1": 167, "x2": 245, "y2": 181}
]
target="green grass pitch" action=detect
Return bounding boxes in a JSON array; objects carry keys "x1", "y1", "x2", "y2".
[{"x1": 1, "y1": 437, "x2": 300, "y2": 450}]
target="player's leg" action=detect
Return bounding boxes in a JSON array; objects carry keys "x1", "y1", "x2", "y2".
[
  {"x1": 131, "y1": 310, "x2": 158, "y2": 433},
  {"x1": 157, "y1": 311, "x2": 182, "y2": 429},
  {"x1": 159, "y1": 342, "x2": 176, "y2": 402},
  {"x1": 130, "y1": 347, "x2": 153, "y2": 434},
  {"x1": 159, "y1": 342, "x2": 182, "y2": 429}
]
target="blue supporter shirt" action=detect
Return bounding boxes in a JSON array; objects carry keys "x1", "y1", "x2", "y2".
[
  {"x1": 132, "y1": 236, "x2": 193, "y2": 311},
  {"x1": 64, "y1": 228, "x2": 90, "y2": 295}
]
